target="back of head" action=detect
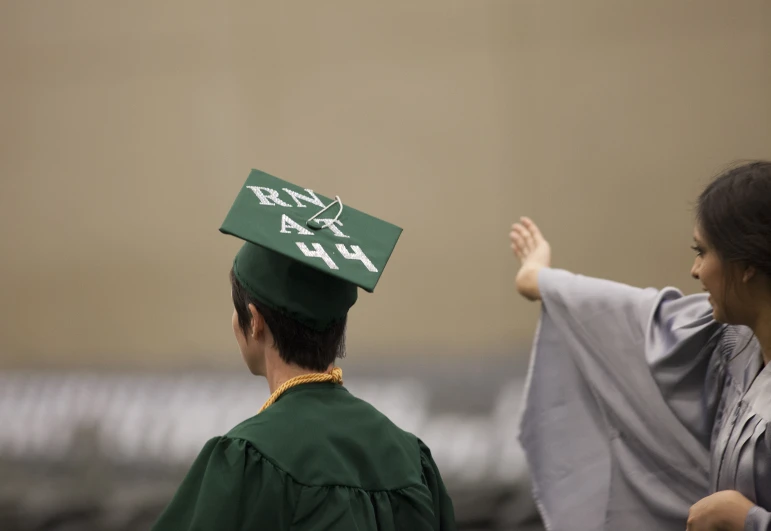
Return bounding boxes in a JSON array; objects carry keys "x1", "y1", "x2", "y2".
[
  {"x1": 697, "y1": 160, "x2": 771, "y2": 277},
  {"x1": 230, "y1": 267, "x2": 348, "y2": 372}
]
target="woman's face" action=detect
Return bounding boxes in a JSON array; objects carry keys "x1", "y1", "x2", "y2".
[{"x1": 690, "y1": 225, "x2": 744, "y2": 324}]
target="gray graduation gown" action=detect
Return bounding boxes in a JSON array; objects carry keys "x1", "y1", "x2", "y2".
[{"x1": 518, "y1": 268, "x2": 771, "y2": 531}]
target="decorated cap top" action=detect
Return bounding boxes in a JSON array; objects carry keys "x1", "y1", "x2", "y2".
[{"x1": 220, "y1": 169, "x2": 403, "y2": 330}]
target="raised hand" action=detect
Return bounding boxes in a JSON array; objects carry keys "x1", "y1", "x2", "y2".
[{"x1": 510, "y1": 217, "x2": 551, "y2": 301}]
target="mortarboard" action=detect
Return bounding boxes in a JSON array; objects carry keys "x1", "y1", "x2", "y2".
[{"x1": 220, "y1": 169, "x2": 403, "y2": 331}]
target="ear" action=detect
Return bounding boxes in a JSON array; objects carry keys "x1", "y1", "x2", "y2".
[
  {"x1": 248, "y1": 303, "x2": 265, "y2": 340},
  {"x1": 743, "y1": 265, "x2": 757, "y2": 283}
]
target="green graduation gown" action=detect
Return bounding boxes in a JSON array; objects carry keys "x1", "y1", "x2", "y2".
[{"x1": 151, "y1": 382, "x2": 456, "y2": 531}]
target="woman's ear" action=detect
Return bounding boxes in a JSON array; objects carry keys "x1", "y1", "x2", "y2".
[
  {"x1": 742, "y1": 265, "x2": 757, "y2": 284},
  {"x1": 248, "y1": 303, "x2": 265, "y2": 340}
]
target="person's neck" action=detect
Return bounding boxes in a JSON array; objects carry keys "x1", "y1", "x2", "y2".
[{"x1": 264, "y1": 353, "x2": 333, "y2": 394}]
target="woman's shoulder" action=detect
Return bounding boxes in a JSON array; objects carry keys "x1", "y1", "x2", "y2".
[
  {"x1": 712, "y1": 325, "x2": 766, "y2": 398},
  {"x1": 719, "y1": 325, "x2": 755, "y2": 356}
]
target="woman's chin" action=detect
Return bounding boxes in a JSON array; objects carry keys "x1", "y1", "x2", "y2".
[
  {"x1": 710, "y1": 305, "x2": 728, "y2": 324},
  {"x1": 708, "y1": 298, "x2": 721, "y2": 320}
]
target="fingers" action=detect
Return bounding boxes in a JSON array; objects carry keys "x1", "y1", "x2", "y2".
[
  {"x1": 510, "y1": 224, "x2": 529, "y2": 250},
  {"x1": 511, "y1": 221, "x2": 534, "y2": 250},
  {"x1": 511, "y1": 216, "x2": 545, "y2": 263},
  {"x1": 517, "y1": 222, "x2": 536, "y2": 251},
  {"x1": 521, "y1": 216, "x2": 544, "y2": 243},
  {"x1": 510, "y1": 226, "x2": 526, "y2": 259}
]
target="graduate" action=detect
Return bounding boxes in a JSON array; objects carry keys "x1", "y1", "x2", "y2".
[
  {"x1": 510, "y1": 161, "x2": 771, "y2": 531},
  {"x1": 152, "y1": 169, "x2": 456, "y2": 531}
]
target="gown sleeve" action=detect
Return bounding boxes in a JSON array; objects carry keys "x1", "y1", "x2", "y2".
[
  {"x1": 746, "y1": 506, "x2": 771, "y2": 530},
  {"x1": 151, "y1": 436, "x2": 298, "y2": 531},
  {"x1": 518, "y1": 268, "x2": 724, "y2": 531},
  {"x1": 418, "y1": 439, "x2": 457, "y2": 531}
]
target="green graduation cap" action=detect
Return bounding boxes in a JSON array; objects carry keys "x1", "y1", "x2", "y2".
[{"x1": 220, "y1": 169, "x2": 403, "y2": 331}]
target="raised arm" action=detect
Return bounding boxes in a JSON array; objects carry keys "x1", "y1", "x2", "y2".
[{"x1": 511, "y1": 216, "x2": 725, "y2": 530}]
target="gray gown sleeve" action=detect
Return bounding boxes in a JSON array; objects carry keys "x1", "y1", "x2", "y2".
[
  {"x1": 518, "y1": 268, "x2": 723, "y2": 531},
  {"x1": 645, "y1": 284, "x2": 727, "y2": 449},
  {"x1": 746, "y1": 506, "x2": 771, "y2": 531}
]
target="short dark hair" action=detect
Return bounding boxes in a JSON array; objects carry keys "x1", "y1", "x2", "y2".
[
  {"x1": 229, "y1": 267, "x2": 347, "y2": 371},
  {"x1": 697, "y1": 161, "x2": 771, "y2": 278}
]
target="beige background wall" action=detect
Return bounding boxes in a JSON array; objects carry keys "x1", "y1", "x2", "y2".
[{"x1": 1, "y1": 1, "x2": 770, "y2": 368}]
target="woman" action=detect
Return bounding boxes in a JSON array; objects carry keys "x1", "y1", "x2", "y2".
[{"x1": 510, "y1": 161, "x2": 771, "y2": 531}]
